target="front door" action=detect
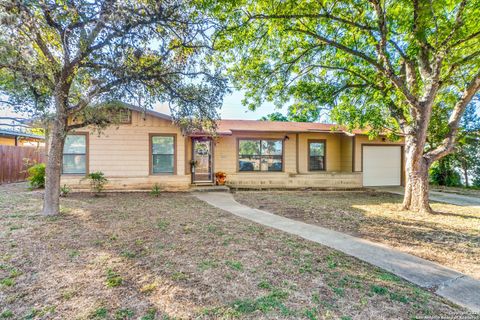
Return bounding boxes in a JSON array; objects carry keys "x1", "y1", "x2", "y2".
[{"x1": 192, "y1": 138, "x2": 213, "y2": 183}]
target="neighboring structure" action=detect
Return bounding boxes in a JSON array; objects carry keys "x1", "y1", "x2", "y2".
[
  {"x1": 0, "y1": 129, "x2": 44, "y2": 147},
  {"x1": 61, "y1": 105, "x2": 404, "y2": 191}
]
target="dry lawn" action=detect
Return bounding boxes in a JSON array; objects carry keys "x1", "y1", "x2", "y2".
[
  {"x1": 234, "y1": 190, "x2": 480, "y2": 280},
  {"x1": 0, "y1": 184, "x2": 469, "y2": 319},
  {"x1": 430, "y1": 185, "x2": 480, "y2": 197}
]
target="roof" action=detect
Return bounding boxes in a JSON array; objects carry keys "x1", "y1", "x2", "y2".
[
  {"x1": 121, "y1": 103, "x2": 371, "y2": 136},
  {"x1": 0, "y1": 129, "x2": 44, "y2": 140},
  {"x1": 215, "y1": 119, "x2": 342, "y2": 135}
]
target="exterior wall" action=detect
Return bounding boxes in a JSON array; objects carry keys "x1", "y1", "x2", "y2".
[
  {"x1": 61, "y1": 111, "x2": 190, "y2": 191},
  {"x1": 60, "y1": 111, "x2": 404, "y2": 190},
  {"x1": 353, "y1": 135, "x2": 405, "y2": 172},
  {"x1": 212, "y1": 131, "x2": 351, "y2": 176},
  {"x1": 340, "y1": 135, "x2": 353, "y2": 172},
  {"x1": 0, "y1": 137, "x2": 16, "y2": 146},
  {"x1": 211, "y1": 131, "x2": 361, "y2": 189},
  {"x1": 297, "y1": 132, "x2": 345, "y2": 173},
  {"x1": 212, "y1": 131, "x2": 296, "y2": 174}
]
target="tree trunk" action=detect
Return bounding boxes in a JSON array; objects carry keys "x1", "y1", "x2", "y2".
[
  {"x1": 402, "y1": 134, "x2": 433, "y2": 213},
  {"x1": 43, "y1": 100, "x2": 67, "y2": 215}
]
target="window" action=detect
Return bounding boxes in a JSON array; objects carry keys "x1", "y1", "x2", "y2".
[
  {"x1": 118, "y1": 109, "x2": 132, "y2": 124},
  {"x1": 151, "y1": 135, "x2": 175, "y2": 174},
  {"x1": 238, "y1": 139, "x2": 283, "y2": 171},
  {"x1": 63, "y1": 134, "x2": 87, "y2": 174},
  {"x1": 309, "y1": 140, "x2": 326, "y2": 171}
]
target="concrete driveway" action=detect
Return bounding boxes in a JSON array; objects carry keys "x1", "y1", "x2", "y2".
[{"x1": 374, "y1": 186, "x2": 480, "y2": 208}]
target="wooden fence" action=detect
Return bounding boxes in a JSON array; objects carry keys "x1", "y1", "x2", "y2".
[{"x1": 0, "y1": 145, "x2": 45, "y2": 184}]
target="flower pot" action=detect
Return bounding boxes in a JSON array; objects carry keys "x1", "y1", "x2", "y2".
[{"x1": 216, "y1": 177, "x2": 226, "y2": 185}]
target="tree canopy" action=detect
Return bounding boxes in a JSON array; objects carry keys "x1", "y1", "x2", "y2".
[
  {"x1": 0, "y1": 0, "x2": 229, "y2": 215},
  {"x1": 260, "y1": 103, "x2": 321, "y2": 122},
  {"x1": 209, "y1": 0, "x2": 479, "y2": 136},
  {"x1": 206, "y1": 0, "x2": 480, "y2": 212},
  {"x1": 0, "y1": 0, "x2": 228, "y2": 128}
]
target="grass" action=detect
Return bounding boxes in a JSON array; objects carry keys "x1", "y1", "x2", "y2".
[
  {"x1": 234, "y1": 190, "x2": 480, "y2": 279},
  {"x1": 105, "y1": 269, "x2": 123, "y2": 288},
  {"x1": 0, "y1": 183, "x2": 470, "y2": 319},
  {"x1": 430, "y1": 185, "x2": 480, "y2": 196}
]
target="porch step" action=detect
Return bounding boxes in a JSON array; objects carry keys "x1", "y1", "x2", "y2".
[{"x1": 190, "y1": 185, "x2": 230, "y2": 192}]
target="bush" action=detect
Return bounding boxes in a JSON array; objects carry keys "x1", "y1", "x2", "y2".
[
  {"x1": 84, "y1": 171, "x2": 108, "y2": 194},
  {"x1": 27, "y1": 163, "x2": 46, "y2": 189},
  {"x1": 429, "y1": 159, "x2": 462, "y2": 187},
  {"x1": 150, "y1": 183, "x2": 161, "y2": 197},
  {"x1": 60, "y1": 184, "x2": 71, "y2": 197}
]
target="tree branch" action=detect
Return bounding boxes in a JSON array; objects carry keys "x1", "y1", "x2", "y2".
[
  {"x1": 440, "y1": 0, "x2": 467, "y2": 48},
  {"x1": 287, "y1": 27, "x2": 419, "y2": 107},
  {"x1": 424, "y1": 71, "x2": 480, "y2": 163},
  {"x1": 246, "y1": 12, "x2": 376, "y2": 32},
  {"x1": 448, "y1": 30, "x2": 480, "y2": 49}
]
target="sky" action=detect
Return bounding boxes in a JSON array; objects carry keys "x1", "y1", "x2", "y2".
[
  {"x1": 155, "y1": 90, "x2": 281, "y2": 120},
  {"x1": 0, "y1": 91, "x2": 282, "y2": 124}
]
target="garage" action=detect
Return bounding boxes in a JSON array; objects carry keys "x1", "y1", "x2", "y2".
[{"x1": 362, "y1": 146, "x2": 402, "y2": 186}]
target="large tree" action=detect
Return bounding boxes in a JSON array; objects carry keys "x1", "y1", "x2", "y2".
[
  {"x1": 260, "y1": 103, "x2": 321, "y2": 122},
  {"x1": 0, "y1": 0, "x2": 227, "y2": 215},
  {"x1": 428, "y1": 102, "x2": 480, "y2": 187},
  {"x1": 208, "y1": 0, "x2": 480, "y2": 212}
]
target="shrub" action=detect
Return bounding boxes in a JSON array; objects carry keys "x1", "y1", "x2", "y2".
[
  {"x1": 27, "y1": 163, "x2": 45, "y2": 189},
  {"x1": 150, "y1": 183, "x2": 161, "y2": 197},
  {"x1": 429, "y1": 158, "x2": 462, "y2": 187},
  {"x1": 60, "y1": 184, "x2": 71, "y2": 197},
  {"x1": 84, "y1": 171, "x2": 108, "y2": 194}
]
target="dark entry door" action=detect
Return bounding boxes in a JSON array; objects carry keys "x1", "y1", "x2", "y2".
[{"x1": 192, "y1": 138, "x2": 213, "y2": 183}]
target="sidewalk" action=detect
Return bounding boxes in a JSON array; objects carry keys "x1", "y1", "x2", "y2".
[
  {"x1": 194, "y1": 192, "x2": 480, "y2": 313},
  {"x1": 374, "y1": 186, "x2": 480, "y2": 208}
]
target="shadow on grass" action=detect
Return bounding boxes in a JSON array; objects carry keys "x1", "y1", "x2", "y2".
[
  {"x1": 233, "y1": 190, "x2": 480, "y2": 278},
  {"x1": 430, "y1": 210, "x2": 480, "y2": 220},
  {"x1": 0, "y1": 185, "x2": 462, "y2": 319}
]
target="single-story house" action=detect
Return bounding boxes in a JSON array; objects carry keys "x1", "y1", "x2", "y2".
[
  {"x1": 62, "y1": 105, "x2": 404, "y2": 190},
  {"x1": 0, "y1": 129, "x2": 44, "y2": 147}
]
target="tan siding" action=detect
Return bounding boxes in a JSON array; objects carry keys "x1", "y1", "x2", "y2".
[
  {"x1": 62, "y1": 111, "x2": 189, "y2": 190},
  {"x1": 212, "y1": 132, "x2": 296, "y2": 174},
  {"x1": 340, "y1": 135, "x2": 353, "y2": 172},
  {"x1": 61, "y1": 111, "x2": 404, "y2": 190},
  {"x1": 298, "y1": 133, "x2": 343, "y2": 173},
  {"x1": 213, "y1": 132, "x2": 353, "y2": 177},
  {"x1": 353, "y1": 135, "x2": 404, "y2": 172}
]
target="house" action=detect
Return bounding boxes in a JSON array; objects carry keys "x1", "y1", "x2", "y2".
[
  {"x1": 0, "y1": 129, "x2": 44, "y2": 147},
  {"x1": 61, "y1": 105, "x2": 404, "y2": 191}
]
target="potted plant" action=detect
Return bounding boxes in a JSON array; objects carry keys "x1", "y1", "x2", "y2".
[{"x1": 215, "y1": 171, "x2": 227, "y2": 185}]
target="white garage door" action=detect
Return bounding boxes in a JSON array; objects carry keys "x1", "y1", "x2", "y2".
[{"x1": 363, "y1": 146, "x2": 401, "y2": 186}]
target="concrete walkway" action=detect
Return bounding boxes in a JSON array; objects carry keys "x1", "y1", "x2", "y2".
[
  {"x1": 194, "y1": 192, "x2": 480, "y2": 313},
  {"x1": 375, "y1": 186, "x2": 480, "y2": 208}
]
